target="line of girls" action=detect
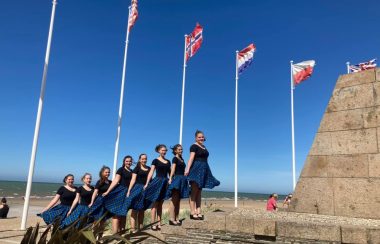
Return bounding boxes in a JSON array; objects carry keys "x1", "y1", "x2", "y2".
[{"x1": 38, "y1": 130, "x2": 220, "y2": 232}]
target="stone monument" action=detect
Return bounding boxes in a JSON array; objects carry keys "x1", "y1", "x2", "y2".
[{"x1": 289, "y1": 68, "x2": 380, "y2": 219}]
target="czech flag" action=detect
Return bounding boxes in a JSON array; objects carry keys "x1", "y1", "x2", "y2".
[
  {"x1": 237, "y1": 44, "x2": 256, "y2": 75},
  {"x1": 292, "y1": 60, "x2": 316, "y2": 86}
]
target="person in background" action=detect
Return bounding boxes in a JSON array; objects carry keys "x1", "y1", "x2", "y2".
[
  {"x1": 37, "y1": 174, "x2": 77, "y2": 225},
  {"x1": 266, "y1": 193, "x2": 278, "y2": 211},
  {"x1": 282, "y1": 194, "x2": 292, "y2": 208},
  {"x1": 102, "y1": 156, "x2": 133, "y2": 233},
  {"x1": 126, "y1": 154, "x2": 151, "y2": 232},
  {"x1": 144, "y1": 144, "x2": 171, "y2": 231},
  {"x1": 185, "y1": 130, "x2": 220, "y2": 221},
  {"x1": 166, "y1": 144, "x2": 189, "y2": 226},
  {"x1": 0, "y1": 197, "x2": 9, "y2": 219},
  {"x1": 62, "y1": 173, "x2": 94, "y2": 227}
]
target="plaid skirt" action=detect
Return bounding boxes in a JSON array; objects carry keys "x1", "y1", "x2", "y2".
[
  {"x1": 89, "y1": 195, "x2": 111, "y2": 221},
  {"x1": 124, "y1": 183, "x2": 151, "y2": 211},
  {"x1": 103, "y1": 185, "x2": 129, "y2": 216},
  {"x1": 165, "y1": 175, "x2": 190, "y2": 199},
  {"x1": 37, "y1": 204, "x2": 70, "y2": 225},
  {"x1": 61, "y1": 204, "x2": 90, "y2": 227},
  {"x1": 187, "y1": 160, "x2": 220, "y2": 189},
  {"x1": 144, "y1": 177, "x2": 168, "y2": 203}
]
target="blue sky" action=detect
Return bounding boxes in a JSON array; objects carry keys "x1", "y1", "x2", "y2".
[{"x1": 0, "y1": 0, "x2": 378, "y2": 194}]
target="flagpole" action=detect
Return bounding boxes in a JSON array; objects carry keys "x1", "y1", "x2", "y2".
[
  {"x1": 113, "y1": 6, "x2": 132, "y2": 178},
  {"x1": 290, "y1": 60, "x2": 296, "y2": 191},
  {"x1": 21, "y1": 0, "x2": 58, "y2": 230},
  {"x1": 346, "y1": 62, "x2": 350, "y2": 74},
  {"x1": 234, "y1": 51, "x2": 239, "y2": 208},
  {"x1": 179, "y1": 35, "x2": 188, "y2": 145}
]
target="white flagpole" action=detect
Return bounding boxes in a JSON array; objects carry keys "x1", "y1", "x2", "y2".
[
  {"x1": 113, "y1": 6, "x2": 132, "y2": 178},
  {"x1": 290, "y1": 60, "x2": 296, "y2": 191},
  {"x1": 179, "y1": 35, "x2": 188, "y2": 145},
  {"x1": 346, "y1": 62, "x2": 350, "y2": 74},
  {"x1": 21, "y1": 0, "x2": 58, "y2": 230},
  {"x1": 234, "y1": 51, "x2": 239, "y2": 208}
]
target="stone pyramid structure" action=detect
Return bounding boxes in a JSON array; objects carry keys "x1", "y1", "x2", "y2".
[{"x1": 289, "y1": 68, "x2": 380, "y2": 219}]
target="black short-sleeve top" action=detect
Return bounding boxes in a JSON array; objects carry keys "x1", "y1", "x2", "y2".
[
  {"x1": 132, "y1": 164, "x2": 151, "y2": 185},
  {"x1": 77, "y1": 186, "x2": 94, "y2": 205},
  {"x1": 116, "y1": 167, "x2": 133, "y2": 188},
  {"x1": 172, "y1": 156, "x2": 186, "y2": 175},
  {"x1": 95, "y1": 180, "x2": 112, "y2": 195},
  {"x1": 190, "y1": 144, "x2": 209, "y2": 162},
  {"x1": 57, "y1": 186, "x2": 77, "y2": 206},
  {"x1": 151, "y1": 159, "x2": 171, "y2": 178}
]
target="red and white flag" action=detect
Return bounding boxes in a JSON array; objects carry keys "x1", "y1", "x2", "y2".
[
  {"x1": 185, "y1": 23, "x2": 203, "y2": 62},
  {"x1": 292, "y1": 60, "x2": 316, "y2": 86},
  {"x1": 128, "y1": 0, "x2": 138, "y2": 31}
]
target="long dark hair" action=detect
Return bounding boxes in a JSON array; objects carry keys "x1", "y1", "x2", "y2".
[
  {"x1": 171, "y1": 144, "x2": 183, "y2": 160},
  {"x1": 155, "y1": 144, "x2": 167, "y2": 153},
  {"x1": 99, "y1": 166, "x2": 110, "y2": 184}
]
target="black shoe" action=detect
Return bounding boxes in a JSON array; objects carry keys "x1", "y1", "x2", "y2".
[
  {"x1": 151, "y1": 225, "x2": 158, "y2": 231},
  {"x1": 190, "y1": 214, "x2": 199, "y2": 220},
  {"x1": 169, "y1": 220, "x2": 180, "y2": 226},
  {"x1": 197, "y1": 215, "x2": 204, "y2": 220}
]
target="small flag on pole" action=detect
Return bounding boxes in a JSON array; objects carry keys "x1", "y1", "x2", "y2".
[
  {"x1": 128, "y1": 0, "x2": 138, "y2": 31},
  {"x1": 349, "y1": 59, "x2": 377, "y2": 73},
  {"x1": 292, "y1": 60, "x2": 316, "y2": 86},
  {"x1": 185, "y1": 23, "x2": 203, "y2": 62},
  {"x1": 237, "y1": 44, "x2": 256, "y2": 74}
]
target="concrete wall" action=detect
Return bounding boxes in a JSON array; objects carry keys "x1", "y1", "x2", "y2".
[{"x1": 289, "y1": 68, "x2": 380, "y2": 219}]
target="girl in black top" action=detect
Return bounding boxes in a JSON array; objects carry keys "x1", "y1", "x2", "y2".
[
  {"x1": 144, "y1": 144, "x2": 171, "y2": 231},
  {"x1": 89, "y1": 166, "x2": 112, "y2": 239},
  {"x1": 102, "y1": 155, "x2": 133, "y2": 233},
  {"x1": 185, "y1": 130, "x2": 220, "y2": 220},
  {"x1": 62, "y1": 173, "x2": 94, "y2": 227},
  {"x1": 166, "y1": 144, "x2": 190, "y2": 226},
  {"x1": 126, "y1": 154, "x2": 151, "y2": 231},
  {"x1": 37, "y1": 174, "x2": 77, "y2": 225},
  {"x1": 0, "y1": 197, "x2": 9, "y2": 219}
]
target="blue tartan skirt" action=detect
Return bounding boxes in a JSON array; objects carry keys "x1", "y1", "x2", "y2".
[
  {"x1": 89, "y1": 195, "x2": 110, "y2": 221},
  {"x1": 103, "y1": 185, "x2": 128, "y2": 217},
  {"x1": 124, "y1": 183, "x2": 150, "y2": 211},
  {"x1": 61, "y1": 204, "x2": 90, "y2": 227},
  {"x1": 165, "y1": 175, "x2": 190, "y2": 199},
  {"x1": 144, "y1": 177, "x2": 168, "y2": 203},
  {"x1": 37, "y1": 204, "x2": 70, "y2": 225},
  {"x1": 187, "y1": 160, "x2": 220, "y2": 189}
]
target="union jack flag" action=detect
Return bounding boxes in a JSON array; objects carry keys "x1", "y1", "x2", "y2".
[
  {"x1": 185, "y1": 23, "x2": 203, "y2": 62},
  {"x1": 128, "y1": 0, "x2": 138, "y2": 31},
  {"x1": 349, "y1": 59, "x2": 377, "y2": 73}
]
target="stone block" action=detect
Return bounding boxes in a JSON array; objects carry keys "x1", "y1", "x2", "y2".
[
  {"x1": 225, "y1": 213, "x2": 243, "y2": 233},
  {"x1": 330, "y1": 128, "x2": 378, "y2": 155},
  {"x1": 276, "y1": 221, "x2": 341, "y2": 242},
  {"x1": 253, "y1": 219, "x2": 276, "y2": 237},
  {"x1": 369, "y1": 154, "x2": 380, "y2": 178},
  {"x1": 327, "y1": 83, "x2": 374, "y2": 112},
  {"x1": 341, "y1": 226, "x2": 367, "y2": 244},
  {"x1": 205, "y1": 212, "x2": 226, "y2": 231},
  {"x1": 363, "y1": 106, "x2": 380, "y2": 128},
  {"x1": 327, "y1": 154, "x2": 368, "y2": 178},
  {"x1": 300, "y1": 156, "x2": 328, "y2": 177},
  {"x1": 319, "y1": 109, "x2": 364, "y2": 132},
  {"x1": 335, "y1": 69, "x2": 375, "y2": 89},
  {"x1": 333, "y1": 178, "x2": 380, "y2": 219},
  {"x1": 309, "y1": 132, "x2": 332, "y2": 156},
  {"x1": 289, "y1": 178, "x2": 334, "y2": 215},
  {"x1": 368, "y1": 228, "x2": 380, "y2": 244},
  {"x1": 374, "y1": 82, "x2": 380, "y2": 106}
]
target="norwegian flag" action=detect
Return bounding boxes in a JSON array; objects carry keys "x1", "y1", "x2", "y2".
[
  {"x1": 128, "y1": 0, "x2": 138, "y2": 31},
  {"x1": 185, "y1": 23, "x2": 203, "y2": 62},
  {"x1": 349, "y1": 59, "x2": 377, "y2": 73}
]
